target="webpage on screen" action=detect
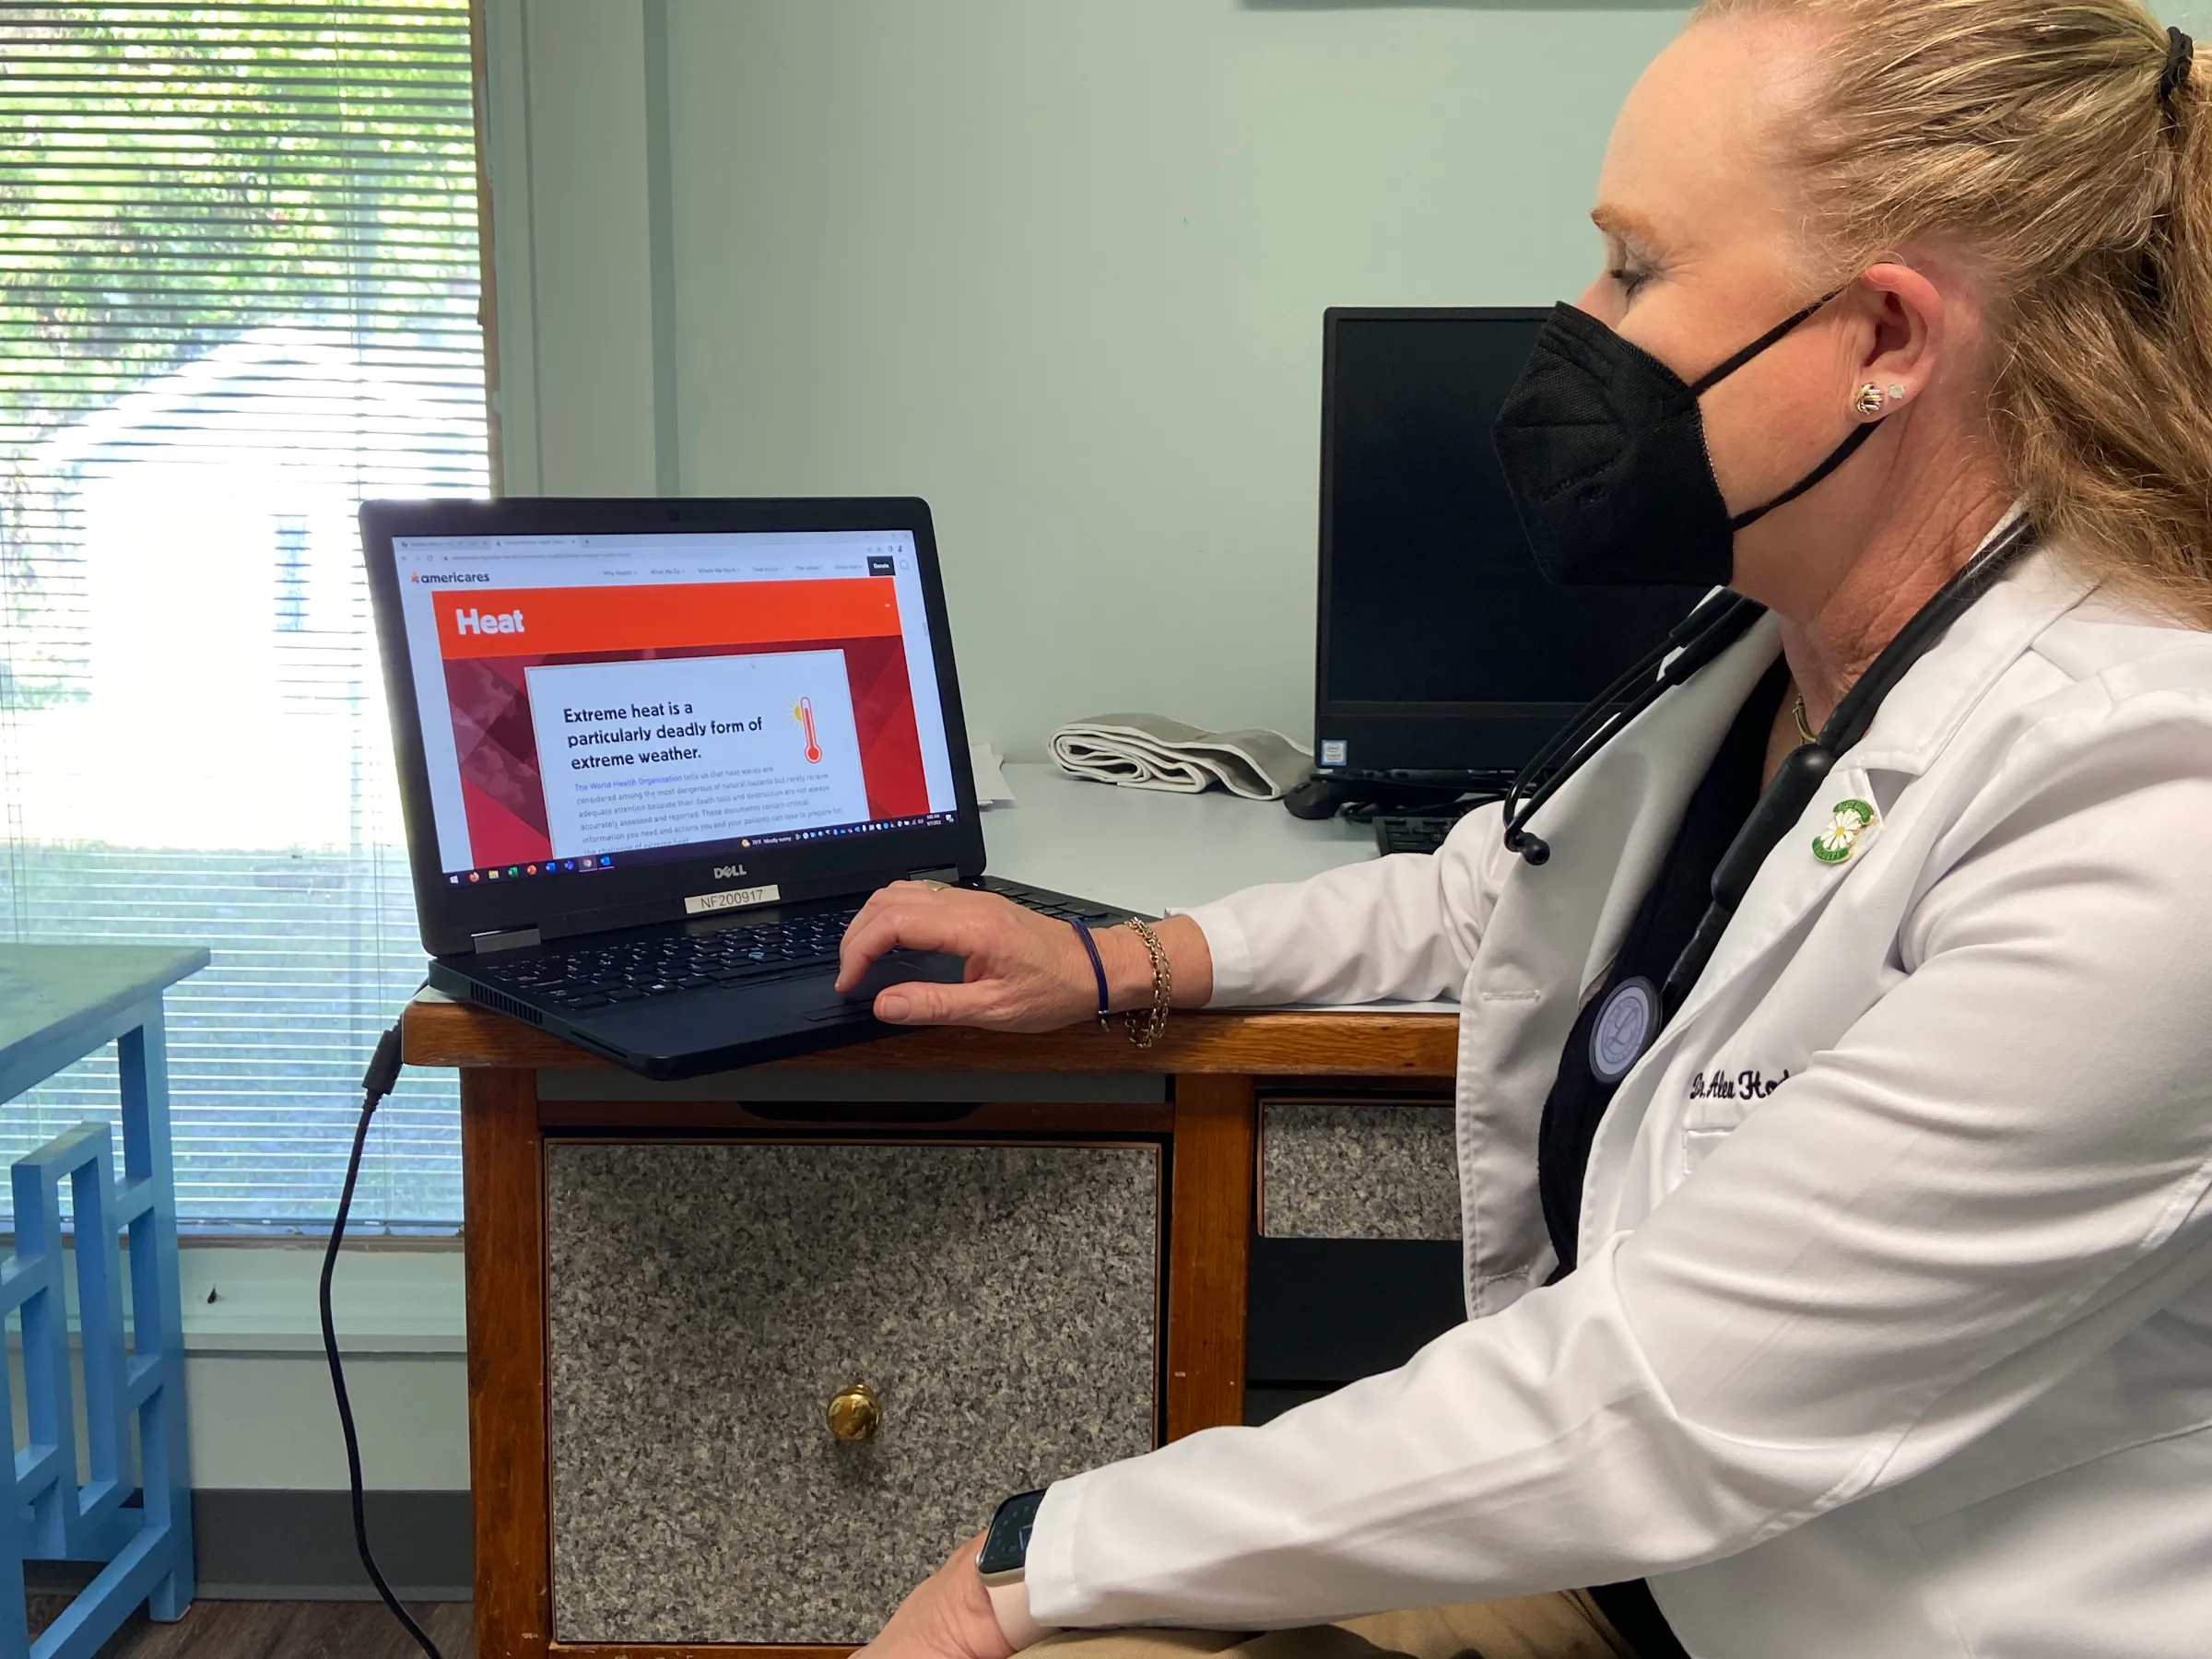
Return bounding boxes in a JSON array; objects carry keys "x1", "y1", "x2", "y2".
[{"x1": 392, "y1": 532, "x2": 957, "y2": 877}]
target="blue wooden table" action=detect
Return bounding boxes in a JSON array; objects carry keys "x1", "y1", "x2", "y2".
[{"x1": 0, "y1": 945, "x2": 206, "y2": 1659}]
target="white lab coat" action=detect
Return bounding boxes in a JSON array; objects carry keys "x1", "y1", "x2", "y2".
[{"x1": 1025, "y1": 549, "x2": 2212, "y2": 1659}]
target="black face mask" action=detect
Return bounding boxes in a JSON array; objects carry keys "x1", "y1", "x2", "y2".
[{"x1": 1491, "y1": 290, "x2": 1882, "y2": 587}]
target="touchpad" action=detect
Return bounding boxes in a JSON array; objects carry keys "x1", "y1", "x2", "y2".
[{"x1": 806, "y1": 948, "x2": 962, "y2": 1019}]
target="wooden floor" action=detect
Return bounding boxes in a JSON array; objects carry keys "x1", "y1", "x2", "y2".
[{"x1": 31, "y1": 1598, "x2": 475, "y2": 1659}]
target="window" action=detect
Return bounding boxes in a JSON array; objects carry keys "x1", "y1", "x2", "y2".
[
  {"x1": 0, "y1": 0, "x2": 489, "y2": 1230},
  {"x1": 274, "y1": 513, "x2": 310, "y2": 634}
]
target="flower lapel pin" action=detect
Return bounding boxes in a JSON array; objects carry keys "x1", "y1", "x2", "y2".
[{"x1": 1813, "y1": 798, "x2": 1877, "y2": 865}]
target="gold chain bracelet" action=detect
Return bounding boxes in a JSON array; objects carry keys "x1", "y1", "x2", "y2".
[{"x1": 1122, "y1": 917, "x2": 1171, "y2": 1049}]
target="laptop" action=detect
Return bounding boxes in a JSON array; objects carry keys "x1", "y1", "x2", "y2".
[{"x1": 360, "y1": 496, "x2": 1135, "y2": 1079}]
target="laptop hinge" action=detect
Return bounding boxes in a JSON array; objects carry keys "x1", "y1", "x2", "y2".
[
  {"x1": 472, "y1": 926, "x2": 542, "y2": 955},
  {"x1": 907, "y1": 865, "x2": 960, "y2": 885}
]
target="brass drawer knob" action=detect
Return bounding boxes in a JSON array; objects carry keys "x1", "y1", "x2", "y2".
[{"x1": 826, "y1": 1382, "x2": 881, "y2": 1441}]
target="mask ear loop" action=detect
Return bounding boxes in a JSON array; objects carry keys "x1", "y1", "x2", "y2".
[
  {"x1": 1682, "y1": 284, "x2": 1888, "y2": 534},
  {"x1": 1725, "y1": 418, "x2": 1882, "y2": 532},
  {"x1": 1685, "y1": 288, "x2": 1845, "y2": 397}
]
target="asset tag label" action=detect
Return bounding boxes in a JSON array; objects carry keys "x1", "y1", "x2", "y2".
[{"x1": 685, "y1": 883, "x2": 781, "y2": 915}]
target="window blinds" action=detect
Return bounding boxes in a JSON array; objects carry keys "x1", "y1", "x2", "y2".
[{"x1": 0, "y1": 0, "x2": 488, "y2": 1230}]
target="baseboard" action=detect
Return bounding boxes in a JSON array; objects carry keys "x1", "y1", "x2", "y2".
[{"x1": 182, "y1": 1488, "x2": 472, "y2": 1601}]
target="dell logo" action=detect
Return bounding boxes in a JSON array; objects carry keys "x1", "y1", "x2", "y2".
[{"x1": 713, "y1": 864, "x2": 747, "y2": 880}]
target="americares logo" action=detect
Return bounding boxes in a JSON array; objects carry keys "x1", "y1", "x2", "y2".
[{"x1": 411, "y1": 570, "x2": 492, "y2": 585}]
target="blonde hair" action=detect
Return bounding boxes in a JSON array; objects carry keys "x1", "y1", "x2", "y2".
[{"x1": 1694, "y1": 0, "x2": 2212, "y2": 625}]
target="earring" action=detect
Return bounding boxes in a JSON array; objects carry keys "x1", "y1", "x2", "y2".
[
  {"x1": 1853, "y1": 382, "x2": 1886, "y2": 418},
  {"x1": 1887, "y1": 382, "x2": 1908, "y2": 403}
]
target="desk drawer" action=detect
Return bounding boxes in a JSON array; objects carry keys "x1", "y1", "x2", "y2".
[
  {"x1": 544, "y1": 1138, "x2": 1161, "y2": 1645},
  {"x1": 1259, "y1": 1094, "x2": 1459, "y2": 1241}
]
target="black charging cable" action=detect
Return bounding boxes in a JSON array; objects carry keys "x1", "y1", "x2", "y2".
[{"x1": 319, "y1": 1016, "x2": 447, "y2": 1659}]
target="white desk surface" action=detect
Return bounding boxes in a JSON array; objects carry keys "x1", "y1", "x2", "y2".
[{"x1": 982, "y1": 763, "x2": 1374, "y2": 917}]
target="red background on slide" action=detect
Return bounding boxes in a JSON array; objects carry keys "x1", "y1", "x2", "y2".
[
  {"x1": 433, "y1": 578, "x2": 900, "y2": 657},
  {"x1": 443, "y1": 637, "x2": 929, "y2": 870}
]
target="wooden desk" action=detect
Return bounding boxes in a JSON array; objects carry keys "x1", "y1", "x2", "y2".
[{"x1": 405, "y1": 996, "x2": 1457, "y2": 1659}]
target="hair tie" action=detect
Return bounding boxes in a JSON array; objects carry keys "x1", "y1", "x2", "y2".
[{"x1": 2159, "y1": 26, "x2": 2194, "y2": 112}]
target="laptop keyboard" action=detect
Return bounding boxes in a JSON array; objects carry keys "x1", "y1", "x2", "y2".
[{"x1": 473, "y1": 884, "x2": 1126, "y2": 1017}]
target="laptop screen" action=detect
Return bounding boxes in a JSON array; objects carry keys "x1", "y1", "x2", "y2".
[{"x1": 388, "y1": 528, "x2": 961, "y2": 886}]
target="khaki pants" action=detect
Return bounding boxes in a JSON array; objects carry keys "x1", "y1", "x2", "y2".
[{"x1": 1031, "y1": 1594, "x2": 1637, "y2": 1659}]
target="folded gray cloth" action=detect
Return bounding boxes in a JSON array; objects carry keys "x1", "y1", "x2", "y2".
[{"x1": 1048, "y1": 713, "x2": 1312, "y2": 801}]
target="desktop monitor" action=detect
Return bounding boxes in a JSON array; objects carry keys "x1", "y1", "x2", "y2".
[{"x1": 1313, "y1": 308, "x2": 1709, "y2": 780}]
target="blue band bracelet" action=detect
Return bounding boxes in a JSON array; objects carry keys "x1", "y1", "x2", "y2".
[{"x1": 1069, "y1": 919, "x2": 1111, "y2": 1027}]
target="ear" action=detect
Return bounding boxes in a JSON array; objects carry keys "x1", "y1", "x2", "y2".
[{"x1": 1849, "y1": 262, "x2": 1944, "y2": 419}]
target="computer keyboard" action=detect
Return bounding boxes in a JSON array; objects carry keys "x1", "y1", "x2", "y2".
[
  {"x1": 977, "y1": 879, "x2": 1126, "y2": 930},
  {"x1": 475, "y1": 885, "x2": 1128, "y2": 1016},
  {"x1": 476, "y1": 906, "x2": 864, "y2": 1014},
  {"x1": 1371, "y1": 814, "x2": 1462, "y2": 856}
]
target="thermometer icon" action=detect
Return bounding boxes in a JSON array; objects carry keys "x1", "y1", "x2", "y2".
[{"x1": 794, "y1": 697, "x2": 823, "y2": 764}]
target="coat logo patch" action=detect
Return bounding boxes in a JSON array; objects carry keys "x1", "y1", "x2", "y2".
[{"x1": 1812, "y1": 798, "x2": 1877, "y2": 865}]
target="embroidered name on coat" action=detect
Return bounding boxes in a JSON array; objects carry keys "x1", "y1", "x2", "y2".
[{"x1": 1688, "y1": 1066, "x2": 1793, "y2": 1102}]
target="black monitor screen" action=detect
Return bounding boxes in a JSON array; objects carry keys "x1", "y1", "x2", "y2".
[{"x1": 1316, "y1": 309, "x2": 1707, "y2": 774}]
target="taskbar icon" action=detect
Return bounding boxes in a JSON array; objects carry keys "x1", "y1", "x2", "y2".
[{"x1": 459, "y1": 853, "x2": 615, "y2": 884}]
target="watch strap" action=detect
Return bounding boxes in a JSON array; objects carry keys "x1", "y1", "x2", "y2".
[{"x1": 984, "y1": 1574, "x2": 1059, "y2": 1653}]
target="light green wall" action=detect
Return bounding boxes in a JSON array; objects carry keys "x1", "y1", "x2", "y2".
[
  {"x1": 484, "y1": 0, "x2": 1687, "y2": 757},
  {"x1": 482, "y1": 0, "x2": 659, "y2": 495}
]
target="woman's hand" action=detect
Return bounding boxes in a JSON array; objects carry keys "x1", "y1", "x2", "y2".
[
  {"x1": 854, "y1": 1532, "x2": 1014, "y2": 1659},
  {"x1": 835, "y1": 882, "x2": 1214, "y2": 1030},
  {"x1": 835, "y1": 882, "x2": 1097, "y2": 1030}
]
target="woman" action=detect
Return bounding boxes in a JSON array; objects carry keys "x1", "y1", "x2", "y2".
[{"x1": 835, "y1": 4, "x2": 2212, "y2": 1655}]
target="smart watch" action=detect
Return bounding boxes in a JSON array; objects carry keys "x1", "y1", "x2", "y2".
[{"x1": 977, "y1": 1488, "x2": 1047, "y2": 1585}]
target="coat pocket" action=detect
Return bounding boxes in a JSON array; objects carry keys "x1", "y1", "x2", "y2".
[{"x1": 1680, "y1": 1126, "x2": 1733, "y2": 1176}]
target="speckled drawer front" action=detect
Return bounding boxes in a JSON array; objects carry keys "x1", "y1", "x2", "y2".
[
  {"x1": 544, "y1": 1139, "x2": 1161, "y2": 1645},
  {"x1": 1260, "y1": 1097, "x2": 1460, "y2": 1241}
]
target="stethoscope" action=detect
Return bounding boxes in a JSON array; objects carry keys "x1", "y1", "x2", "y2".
[{"x1": 1500, "y1": 510, "x2": 2039, "y2": 1016}]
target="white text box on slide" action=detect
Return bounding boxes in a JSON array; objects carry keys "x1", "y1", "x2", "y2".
[{"x1": 525, "y1": 649, "x2": 871, "y2": 858}]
